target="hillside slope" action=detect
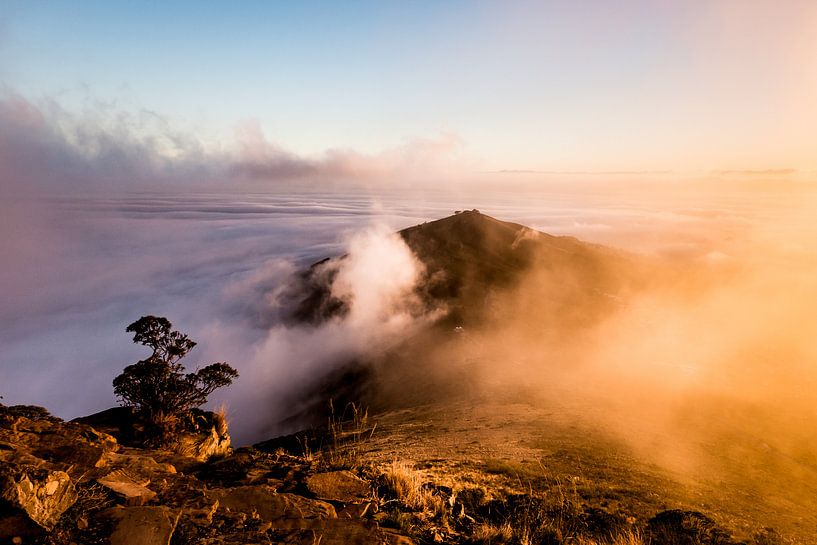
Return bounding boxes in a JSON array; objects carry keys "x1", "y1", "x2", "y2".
[
  {"x1": 272, "y1": 212, "x2": 817, "y2": 544},
  {"x1": 289, "y1": 209, "x2": 636, "y2": 328}
]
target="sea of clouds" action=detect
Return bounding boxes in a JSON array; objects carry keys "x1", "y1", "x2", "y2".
[{"x1": 3, "y1": 92, "x2": 816, "y2": 444}]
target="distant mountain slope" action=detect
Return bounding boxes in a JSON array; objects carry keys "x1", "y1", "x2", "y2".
[
  {"x1": 288, "y1": 210, "x2": 635, "y2": 328},
  {"x1": 278, "y1": 211, "x2": 643, "y2": 426},
  {"x1": 399, "y1": 209, "x2": 635, "y2": 326}
]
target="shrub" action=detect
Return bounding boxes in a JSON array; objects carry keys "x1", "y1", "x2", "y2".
[
  {"x1": 0, "y1": 403, "x2": 61, "y2": 422},
  {"x1": 112, "y1": 316, "x2": 238, "y2": 439}
]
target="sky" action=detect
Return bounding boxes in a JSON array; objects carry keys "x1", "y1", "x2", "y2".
[{"x1": 1, "y1": 0, "x2": 816, "y2": 176}]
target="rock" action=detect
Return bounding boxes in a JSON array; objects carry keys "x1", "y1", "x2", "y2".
[
  {"x1": 99, "y1": 505, "x2": 179, "y2": 545},
  {"x1": 0, "y1": 410, "x2": 424, "y2": 545},
  {"x1": 0, "y1": 447, "x2": 50, "y2": 468},
  {"x1": 0, "y1": 465, "x2": 77, "y2": 531},
  {"x1": 183, "y1": 495, "x2": 220, "y2": 525},
  {"x1": 306, "y1": 470, "x2": 371, "y2": 503},
  {"x1": 338, "y1": 501, "x2": 376, "y2": 519},
  {"x1": 0, "y1": 415, "x2": 118, "y2": 474},
  {"x1": 209, "y1": 485, "x2": 336, "y2": 528},
  {"x1": 101, "y1": 451, "x2": 176, "y2": 482},
  {"x1": 274, "y1": 520, "x2": 417, "y2": 545},
  {"x1": 196, "y1": 448, "x2": 274, "y2": 486},
  {"x1": 97, "y1": 469, "x2": 158, "y2": 506}
]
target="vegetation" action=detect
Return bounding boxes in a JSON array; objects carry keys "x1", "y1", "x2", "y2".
[
  {"x1": 0, "y1": 403, "x2": 61, "y2": 422},
  {"x1": 112, "y1": 315, "x2": 238, "y2": 440},
  {"x1": 323, "y1": 400, "x2": 375, "y2": 468},
  {"x1": 381, "y1": 460, "x2": 444, "y2": 514}
]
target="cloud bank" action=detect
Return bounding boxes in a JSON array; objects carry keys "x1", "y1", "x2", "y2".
[
  {"x1": 3, "y1": 90, "x2": 817, "y2": 453},
  {"x1": 0, "y1": 92, "x2": 467, "y2": 194}
]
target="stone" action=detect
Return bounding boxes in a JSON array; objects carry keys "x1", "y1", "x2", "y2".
[
  {"x1": 101, "y1": 451, "x2": 176, "y2": 482},
  {"x1": 338, "y1": 501, "x2": 375, "y2": 519},
  {"x1": 0, "y1": 416, "x2": 118, "y2": 474},
  {"x1": 209, "y1": 485, "x2": 336, "y2": 528},
  {"x1": 0, "y1": 465, "x2": 77, "y2": 531},
  {"x1": 306, "y1": 470, "x2": 371, "y2": 503},
  {"x1": 0, "y1": 448, "x2": 48, "y2": 468},
  {"x1": 183, "y1": 496, "x2": 220, "y2": 525},
  {"x1": 97, "y1": 469, "x2": 158, "y2": 506},
  {"x1": 272, "y1": 520, "x2": 418, "y2": 545},
  {"x1": 99, "y1": 506, "x2": 179, "y2": 545}
]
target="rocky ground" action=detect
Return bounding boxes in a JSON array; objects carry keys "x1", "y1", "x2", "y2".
[
  {"x1": 0, "y1": 404, "x2": 413, "y2": 545},
  {"x1": 0, "y1": 399, "x2": 808, "y2": 545}
]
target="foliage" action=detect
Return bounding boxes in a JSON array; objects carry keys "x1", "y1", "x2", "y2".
[
  {"x1": 0, "y1": 403, "x2": 62, "y2": 422},
  {"x1": 112, "y1": 316, "x2": 238, "y2": 434}
]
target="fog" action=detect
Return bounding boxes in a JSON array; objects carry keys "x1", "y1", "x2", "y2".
[
  {"x1": 4, "y1": 184, "x2": 816, "y2": 451},
  {"x1": 2, "y1": 92, "x2": 817, "y2": 455},
  {"x1": 362, "y1": 187, "x2": 817, "y2": 497}
]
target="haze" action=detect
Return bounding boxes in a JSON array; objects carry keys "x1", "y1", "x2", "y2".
[{"x1": 1, "y1": 0, "x2": 817, "y2": 455}]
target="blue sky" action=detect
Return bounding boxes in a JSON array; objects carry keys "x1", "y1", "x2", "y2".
[{"x1": 1, "y1": 1, "x2": 816, "y2": 174}]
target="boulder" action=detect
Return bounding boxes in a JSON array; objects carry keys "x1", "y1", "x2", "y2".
[
  {"x1": 0, "y1": 465, "x2": 77, "y2": 531},
  {"x1": 0, "y1": 447, "x2": 50, "y2": 468},
  {"x1": 270, "y1": 520, "x2": 417, "y2": 545},
  {"x1": 99, "y1": 505, "x2": 179, "y2": 545},
  {"x1": 101, "y1": 451, "x2": 176, "y2": 481},
  {"x1": 306, "y1": 470, "x2": 371, "y2": 503},
  {"x1": 208, "y1": 485, "x2": 337, "y2": 528},
  {"x1": 0, "y1": 415, "x2": 118, "y2": 474},
  {"x1": 338, "y1": 501, "x2": 376, "y2": 519},
  {"x1": 97, "y1": 469, "x2": 158, "y2": 506}
]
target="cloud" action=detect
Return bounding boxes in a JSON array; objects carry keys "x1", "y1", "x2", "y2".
[
  {"x1": 0, "y1": 93, "x2": 467, "y2": 193},
  {"x1": 490, "y1": 169, "x2": 674, "y2": 175},
  {"x1": 203, "y1": 224, "x2": 432, "y2": 441},
  {"x1": 3, "y1": 88, "x2": 817, "y2": 450},
  {"x1": 0, "y1": 185, "x2": 439, "y2": 443}
]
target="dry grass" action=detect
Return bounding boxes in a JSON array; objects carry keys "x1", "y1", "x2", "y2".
[
  {"x1": 382, "y1": 460, "x2": 446, "y2": 516},
  {"x1": 322, "y1": 400, "x2": 376, "y2": 468},
  {"x1": 470, "y1": 522, "x2": 514, "y2": 544},
  {"x1": 573, "y1": 530, "x2": 645, "y2": 545},
  {"x1": 213, "y1": 403, "x2": 229, "y2": 437}
]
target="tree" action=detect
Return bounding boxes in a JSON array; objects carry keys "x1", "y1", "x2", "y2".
[{"x1": 113, "y1": 316, "x2": 238, "y2": 436}]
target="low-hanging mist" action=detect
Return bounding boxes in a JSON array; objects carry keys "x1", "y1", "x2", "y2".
[
  {"x1": 3, "y1": 186, "x2": 817, "y2": 451},
  {"x1": 2, "y1": 90, "x2": 816, "y2": 449},
  {"x1": 356, "y1": 201, "x2": 817, "y2": 512}
]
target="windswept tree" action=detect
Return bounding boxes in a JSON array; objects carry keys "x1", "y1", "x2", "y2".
[{"x1": 113, "y1": 316, "x2": 238, "y2": 436}]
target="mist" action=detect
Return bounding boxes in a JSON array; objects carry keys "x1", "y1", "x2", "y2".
[
  {"x1": 4, "y1": 184, "x2": 817, "y2": 447},
  {"x1": 3, "y1": 92, "x2": 817, "y2": 456},
  {"x1": 361, "y1": 187, "x2": 817, "y2": 506}
]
